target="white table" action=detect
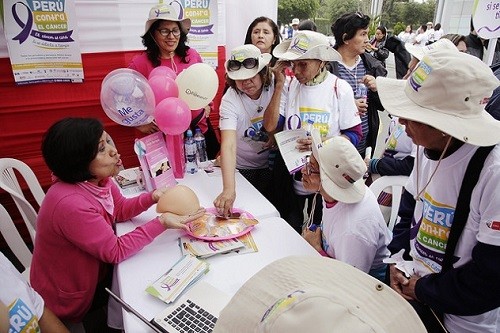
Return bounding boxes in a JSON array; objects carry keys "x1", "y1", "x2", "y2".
[
  {"x1": 124, "y1": 168, "x2": 279, "y2": 220},
  {"x1": 115, "y1": 214, "x2": 319, "y2": 332}
]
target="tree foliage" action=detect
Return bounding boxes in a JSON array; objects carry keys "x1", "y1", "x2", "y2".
[{"x1": 277, "y1": 0, "x2": 320, "y2": 26}]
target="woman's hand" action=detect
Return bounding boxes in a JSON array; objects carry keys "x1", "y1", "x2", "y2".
[
  {"x1": 151, "y1": 187, "x2": 169, "y2": 202},
  {"x1": 136, "y1": 122, "x2": 159, "y2": 134},
  {"x1": 355, "y1": 98, "x2": 368, "y2": 115},
  {"x1": 213, "y1": 190, "x2": 236, "y2": 217},
  {"x1": 362, "y1": 75, "x2": 377, "y2": 92},
  {"x1": 302, "y1": 227, "x2": 322, "y2": 252},
  {"x1": 296, "y1": 137, "x2": 312, "y2": 152},
  {"x1": 158, "y1": 207, "x2": 205, "y2": 230},
  {"x1": 272, "y1": 60, "x2": 289, "y2": 87}
]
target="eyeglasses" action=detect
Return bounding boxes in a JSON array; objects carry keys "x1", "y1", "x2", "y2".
[
  {"x1": 305, "y1": 160, "x2": 320, "y2": 176},
  {"x1": 227, "y1": 58, "x2": 259, "y2": 72},
  {"x1": 157, "y1": 28, "x2": 181, "y2": 37}
]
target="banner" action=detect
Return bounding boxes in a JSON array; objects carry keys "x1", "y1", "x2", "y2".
[
  {"x1": 3, "y1": 0, "x2": 83, "y2": 84},
  {"x1": 472, "y1": 0, "x2": 500, "y2": 39}
]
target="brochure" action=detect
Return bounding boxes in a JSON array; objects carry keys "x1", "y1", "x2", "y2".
[
  {"x1": 274, "y1": 129, "x2": 310, "y2": 174},
  {"x1": 114, "y1": 167, "x2": 140, "y2": 189},
  {"x1": 135, "y1": 132, "x2": 176, "y2": 191},
  {"x1": 178, "y1": 236, "x2": 245, "y2": 258},
  {"x1": 146, "y1": 255, "x2": 209, "y2": 304}
]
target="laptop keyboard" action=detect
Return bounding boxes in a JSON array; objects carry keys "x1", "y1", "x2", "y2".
[{"x1": 163, "y1": 299, "x2": 217, "y2": 333}]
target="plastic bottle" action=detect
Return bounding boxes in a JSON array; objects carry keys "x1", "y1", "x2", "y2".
[
  {"x1": 356, "y1": 83, "x2": 368, "y2": 100},
  {"x1": 306, "y1": 119, "x2": 314, "y2": 136},
  {"x1": 194, "y1": 128, "x2": 208, "y2": 167},
  {"x1": 184, "y1": 130, "x2": 198, "y2": 174}
]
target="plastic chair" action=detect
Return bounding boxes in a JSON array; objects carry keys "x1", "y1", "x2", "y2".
[
  {"x1": 0, "y1": 203, "x2": 32, "y2": 278},
  {"x1": 369, "y1": 175, "x2": 409, "y2": 231},
  {"x1": 0, "y1": 158, "x2": 45, "y2": 242}
]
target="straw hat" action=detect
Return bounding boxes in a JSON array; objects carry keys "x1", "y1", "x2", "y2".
[
  {"x1": 273, "y1": 30, "x2": 342, "y2": 62},
  {"x1": 144, "y1": 4, "x2": 191, "y2": 35},
  {"x1": 377, "y1": 47, "x2": 500, "y2": 146},
  {"x1": 213, "y1": 256, "x2": 426, "y2": 333}
]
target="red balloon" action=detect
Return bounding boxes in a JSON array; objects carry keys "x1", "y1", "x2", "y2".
[
  {"x1": 155, "y1": 97, "x2": 191, "y2": 135},
  {"x1": 148, "y1": 66, "x2": 177, "y2": 80},
  {"x1": 149, "y1": 76, "x2": 179, "y2": 105}
]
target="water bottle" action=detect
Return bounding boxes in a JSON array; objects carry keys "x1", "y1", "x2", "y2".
[
  {"x1": 184, "y1": 130, "x2": 198, "y2": 174},
  {"x1": 194, "y1": 128, "x2": 208, "y2": 167},
  {"x1": 356, "y1": 83, "x2": 368, "y2": 101}
]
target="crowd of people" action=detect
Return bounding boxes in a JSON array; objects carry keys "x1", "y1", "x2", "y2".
[{"x1": 2, "y1": 4, "x2": 499, "y2": 333}]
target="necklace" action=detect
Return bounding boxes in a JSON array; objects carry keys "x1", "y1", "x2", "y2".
[
  {"x1": 340, "y1": 57, "x2": 362, "y2": 93},
  {"x1": 239, "y1": 88, "x2": 265, "y2": 118}
]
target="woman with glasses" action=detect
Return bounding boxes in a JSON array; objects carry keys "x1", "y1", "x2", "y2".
[
  {"x1": 330, "y1": 12, "x2": 387, "y2": 159},
  {"x1": 128, "y1": 4, "x2": 219, "y2": 158},
  {"x1": 301, "y1": 130, "x2": 390, "y2": 281},
  {"x1": 271, "y1": 30, "x2": 362, "y2": 233},
  {"x1": 213, "y1": 45, "x2": 285, "y2": 217}
]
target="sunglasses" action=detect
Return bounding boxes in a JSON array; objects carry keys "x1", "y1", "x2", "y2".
[{"x1": 227, "y1": 58, "x2": 259, "y2": 72}]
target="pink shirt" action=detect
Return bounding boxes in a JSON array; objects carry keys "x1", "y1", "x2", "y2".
[
  {"x1": 30, "y1": 178, "x2": 166, "y2": 322},
  {"x1": 129, "y1": 48, "x2": 207, "y2": 132}
]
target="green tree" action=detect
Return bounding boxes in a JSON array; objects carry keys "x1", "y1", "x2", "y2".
[{"x1": 278, "y1": 0, "x2": 320, "y2": 26}]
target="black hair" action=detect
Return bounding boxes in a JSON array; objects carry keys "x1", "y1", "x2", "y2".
[
  {"x1": 420, "y1": 24, "x2": 427, "y2": 32},
  {"x1": 377, "y1": 26, "x2": 387, "y2": 36},
  {"x1": 298, "y1": 19, "x2": 317, "y2": 32},
  {"x1": 244, "y1": 16, "x2": 281, "y2": 53},
  {"x1": 434, "y1": 23, "x2": 441, "y2": 31},
  {"x1": 442, "y1": 33, "x2": 467, "y2": 47},
  {"x1": 226, "y1": 67, "x2": 272, "y2": 93},
  {"x1": 142, "y1": 20, "x2": 190, "y2": 67},
  {"x1": 42, "y1": 118, "x2": 103, "y2": 183},
  {"x1": 331, "y1": 12, "x2": 371, "y2": 49}
]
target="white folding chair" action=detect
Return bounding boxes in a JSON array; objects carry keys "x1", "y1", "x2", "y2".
[
  {"x1": 0, "y1": 158, "x2": 45, "y2": 242},
  {"x1": 369, "y1": 175, "x2": 409, "y2": 231},
  {"x1": 0, "y1": 203, "x2": 32, "y2": 279}
]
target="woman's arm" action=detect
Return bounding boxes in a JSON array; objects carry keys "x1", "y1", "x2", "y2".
[{"x1": 213, "y1": 130, "x2": 237, "y2": 217}]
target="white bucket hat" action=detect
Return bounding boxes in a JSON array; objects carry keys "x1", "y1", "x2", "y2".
[
  {"x1": 405, "y1": 38, "x2": 457, "y2": 60},
  {"x1": 310, "y1": 129, "x2": 367, "y2": 203},
  {"x1": 377, "y1": 47, "x2": 500, "y2": 146},
  {"x1": 273, "y1": 30, "x2": 342, "y2": 62},
  {"x1": 225, "y1": 44, "x2": 271, "y2": 81},
  {"x1": 144, "y1": 4, "x2": 191, "y2": 35},
  {"x1": 213, "y1": 256, "x2": 426, "y2": 333}
]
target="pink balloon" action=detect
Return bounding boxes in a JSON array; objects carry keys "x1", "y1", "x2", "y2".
[
  {"x1": 148, "y1": 66, "x2": 177, "y2": 80},
  {"x1": 155, "y1": 97, "x2": 191, "y2": 135},
  {"x1": 149, "y1": 76, "x2": 179, "y2": 105}
]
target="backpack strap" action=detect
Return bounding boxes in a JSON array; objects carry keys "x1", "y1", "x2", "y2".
[{"x1": 441, "y1": 145, "x2": 495, "y2": 272}]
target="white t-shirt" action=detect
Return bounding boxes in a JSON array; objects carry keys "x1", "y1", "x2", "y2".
[
  {"x1": 320, "y1": 188, "x2": 392, "y2": 273},
  {"x1": 398, "y1": 31, "x2": 416, "y2": 44},
  {"x1": 406, "y1": 144, "x2": 500, "y2": 332},
  {"x1": 280, "y1": 73, "x2": 360, "y2": 195},
  {"x1": 384, "y1": 116, "x2": 416, "y2": 160},
  {"x1": 219, "y1": 79, "x2": 283, "y2": 169},
  {"x1": 0, "y1": 253, "x2": 44, "y2": 332},
  {"x1": 414, "y1": 32, "x2": 428, "y2": 46}
]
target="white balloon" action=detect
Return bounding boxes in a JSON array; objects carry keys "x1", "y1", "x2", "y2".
[{"x1": 176, "y1": 63, "x2": 219, "y2": 110}]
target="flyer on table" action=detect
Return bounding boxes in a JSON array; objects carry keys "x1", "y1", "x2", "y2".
[{"x1": 3, "y1": 0, "x2": 83, "y2": 84}]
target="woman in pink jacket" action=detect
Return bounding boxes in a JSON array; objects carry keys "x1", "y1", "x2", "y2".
[{"x1": 30, "y1": 117, "x2": 204, "y2": 329}]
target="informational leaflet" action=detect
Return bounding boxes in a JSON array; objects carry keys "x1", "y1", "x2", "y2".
[
  {"x1": 3, "y1": 0, "x2": 84, "y2": 84},
  {"x1": 146, "y1": 255, "x2": 209, "y2": 304},
  {"x1": 274, "y1": 129, "x2": 309, "y2": 174}
]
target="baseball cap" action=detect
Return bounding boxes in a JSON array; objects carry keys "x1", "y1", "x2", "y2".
[
  {"x1": 273, "y1": 30, "x2": 342, "y2": 62},
  {"x1": 291, "y1": 18, "x2": 300, "y2": 26}
]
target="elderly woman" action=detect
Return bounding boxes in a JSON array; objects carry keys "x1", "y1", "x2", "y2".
[
  {"x1": 30, "y1": 118, "x2": 204, "y2": 328},
  {"x1": 129, "y1": 4, "x2": 219, "y2": 157},
  {"x1": 272, "y1": 30, "x2": 362, "y2": 233},
  {"x1": 379, "y1": 45, "x2": 500, "y2": 332},
  {"x1": 330, "y1": 12, "x2": 387, "y2": 158},
  {"x1": 213, "y1": 45, "x2": 283, "y2": 217}
]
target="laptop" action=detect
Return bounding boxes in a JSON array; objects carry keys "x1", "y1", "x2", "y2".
[{"x1": 106, "y1": 281, "x2": 231, "y2": 333}]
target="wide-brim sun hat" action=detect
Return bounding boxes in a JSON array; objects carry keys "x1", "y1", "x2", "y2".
[
  {"x1": 213, "y1": 256, "x2": 426, "y2": 333},
  {"x1": 144, "y1": 4, "x2": 191, "y2": 35},
  {"x1": 405, "y1": 38, "x2": 457, "y2": 60},
  {"x1": 310, "y1": 129, "x2": 366, "y2": 203},
  {"x1": 377, "y1": 47, "x2": 500, "y2": 146},
  {"x1": 273, "y1": 30, "x2": 342, "y2": 62},
  {"x1": 224, "y1": 44, "x2": 271, "y2": 81}
]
